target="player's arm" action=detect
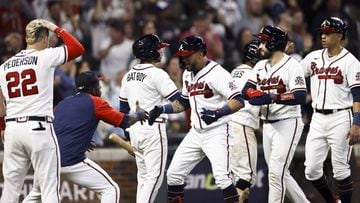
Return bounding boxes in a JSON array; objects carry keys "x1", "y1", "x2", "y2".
[
  {"x1": 348, "y1": 87, "x2": 360, "y2": 145},
  {"x1": 148, "y1": 92, "x2": 190, "y2": 125},
  {"x1": 200, "y1": 93, "x2": 244, "y2": 125},
  {"x1": 42, "y1": 20, "x2": 85, "y2": 61},
  {"x1": 92, "y1": 96, "x2": 147, "y2": 129},
  {"x1": 0, "y1": 91, "x2": 6, "y2": 131}
]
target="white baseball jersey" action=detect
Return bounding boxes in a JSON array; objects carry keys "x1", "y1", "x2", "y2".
[
  {"x1": 119, "y1": 63, "x2": 177, "y2": 203},
  {"x1": 230, "y1": 64, "x2": 260, "y2": 129},
  {"x1": 301, "y1": 48, "x2": 360, "y2": 109},
  {"x1": 181, "y1": 61, "x2": 241, "y2": 130},
  {"x1": 119, "y1": 63, "x2": 178, "y2": 116},
  {"x1": 248, "y1": 55, "x2": 307, "y2": 120},
  {"x1": 0, "y1": 48, "x2": 66, "y2": 118}
]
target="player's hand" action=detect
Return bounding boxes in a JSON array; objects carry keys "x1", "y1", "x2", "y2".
[
  {"x1": 148, "y1": 106, "x2": 164, "y2": 125},
  {"x1": 246, "y1": 88, "x2": 264, "y2": 99},
  {"x1": 348, "y1": 125, "x2": 360, "y2": 145},
  {"x1": 87, "y1": 140, "x2": 96, "y2": 152},
  {"x1": 135, "y1": 101, "x2": 149, "y2": 125},
  {"x1": 41, "y1": 19, "x2": 58, "y2": 32},
  {"x1": 200, "y1": 108, "x2": 220, "y2": 125}
]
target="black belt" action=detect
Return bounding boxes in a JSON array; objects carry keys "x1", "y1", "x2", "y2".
[
  {"x1": 262, "y1": 117, "x2": 295, "y2": 124},
  {"x1": 263, "y1": 119, "x2": 281, "y2": 124},
  {"x1": 5, "y1": 116, "x2": 53, "y2": 123},
  {"x1": 315, "y1": 108, "x2": 350, "y2": 115}
]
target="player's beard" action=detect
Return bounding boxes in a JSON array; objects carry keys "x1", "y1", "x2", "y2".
[{"x1": 261, "y1": 49, "x2": 272, "y2": 59}]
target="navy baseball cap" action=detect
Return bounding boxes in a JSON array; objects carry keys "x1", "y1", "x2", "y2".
[{"x1": 76, "y1": 71, "x2": 101, "y2": 91}]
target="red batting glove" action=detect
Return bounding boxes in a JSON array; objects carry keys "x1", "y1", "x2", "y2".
[{"x1": 246, "y1": 88, "x2": 264, "y2": 99}]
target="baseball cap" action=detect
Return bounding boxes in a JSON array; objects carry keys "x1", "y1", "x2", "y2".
[{"x1": 76, "y1": 71, "x2": 100, "y2": 91}]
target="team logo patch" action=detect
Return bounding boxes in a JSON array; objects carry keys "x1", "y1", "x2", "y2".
[
  {"x1": 295, "y1": 76, "x2": 305, "y2": 85},
  {"x1": 356, "y1": 72, "x2": 360, "y2": 81},
  {"x1": 228, "y1": 81, "x2": 237, "y2": 90}
]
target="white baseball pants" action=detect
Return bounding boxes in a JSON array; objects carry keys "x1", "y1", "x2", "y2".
[
  {"x1": 167, "y1": 124, "x2": 232, "y2": 190},
  {"x1": 262, "y1": 118, "x2": 309, "y2": 203},
  {"x1": 0, "y1": 121, "x2": 60, "y2": 203}
]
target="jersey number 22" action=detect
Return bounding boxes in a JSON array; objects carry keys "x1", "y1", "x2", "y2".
[{"x1": 6, "y1": 69, "x2": 39, "y2": 98}]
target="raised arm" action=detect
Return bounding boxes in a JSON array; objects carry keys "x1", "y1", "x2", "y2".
[{"x1": 43, "y1": 20, "x2": 85, "y2": 61}]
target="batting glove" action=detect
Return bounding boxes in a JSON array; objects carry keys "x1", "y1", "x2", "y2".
[
  {"x1": 200, "y1": 108, "x2": 221, "y2": 125},
  {"x1": 148, "y1": 105, "x2": 163, "y2": 125},
  {"x1": 246, "y1": 88, "x2": 264, "y2": 99}
]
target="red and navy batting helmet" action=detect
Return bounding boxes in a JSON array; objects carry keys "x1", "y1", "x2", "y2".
[
  {"x1": 176, "y1": 35, "x2": 207, "y2": 57},
  {"x1": 255, "y1": 25, "x2": 288, "y2": 52},
  {"x1": 318, "y1": 17, "x2": 347, "y2": 39}
]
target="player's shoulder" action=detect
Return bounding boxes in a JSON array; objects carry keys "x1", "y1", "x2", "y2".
[
  {"x1": 231, "y1": 64, "x2": 252, "y2": 74},
  {"x1": 303, "y1": 49, "x2": 324, "y2": 59},
  {"x1": 342, "y1": 48, "x2": 359, "y2": 64},
  {"x1": 253, "y1": 59, "x2": 267, "y2": 70}
]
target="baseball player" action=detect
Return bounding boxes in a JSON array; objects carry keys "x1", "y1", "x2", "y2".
[
  {"x1": 119, "y1": 34, "x2": 179, "y2": 203},
  {"x1": 148, "y1": 35, "x2": 244, "y2": 203},
  {"x1": 301, "y1": 17, "x2": 360, "y2": 203},
  {"x1": 0, "y1": 19, "x2": 84, "y2": 203},
  {"x1": 230, "y1": 39, "x2": 261, "y2": 203},
  {"x1": 24, "y1": 71, "x2": 148, "y2": 203},
  {"x1": 242, "y1": 25, "x2": 309, "y2": 203}
]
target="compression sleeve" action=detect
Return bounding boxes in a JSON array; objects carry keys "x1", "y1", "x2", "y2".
[{"x1": 55, "y1": 27, "x2": 85, "y2": 61}]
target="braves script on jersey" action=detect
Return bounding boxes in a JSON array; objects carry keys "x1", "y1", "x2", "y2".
[
  {"x1": 301, "y1": 48, "x2": 360, "y2": 109},
  {"x1": 248, "y1": 55, "x2": 307, "y2": 120},
  {"x1": 182, "y1": 60, "x2": 240, "y2": 130}
]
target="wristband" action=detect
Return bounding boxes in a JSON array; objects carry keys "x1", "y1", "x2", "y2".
[
  {"x1": 218, "y1": 105, "x2": 231, "y2": 117},
  {"x1": 353, "y1": 112, "x2": 360, "y2": 126},
  {"x1": 162, "y1": 103, "x2": 173, "y2": 113}
]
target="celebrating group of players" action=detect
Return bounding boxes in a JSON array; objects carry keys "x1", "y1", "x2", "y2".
[{"x1": 0, "y1": 15, "x2": 359, "y2": 203}]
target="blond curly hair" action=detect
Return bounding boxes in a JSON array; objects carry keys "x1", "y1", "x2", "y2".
[{"x1": 25, "y1": 19, "x2": 48, "y2": 45}]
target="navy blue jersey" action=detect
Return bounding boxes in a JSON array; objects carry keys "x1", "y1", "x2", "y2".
[{"x1": 54, "y1": 93, "x2": 125, "y2": 167}]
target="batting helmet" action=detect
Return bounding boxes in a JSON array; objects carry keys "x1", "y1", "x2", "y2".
[
  {"x1": 255, "y1": 25, "x2": 288, "y2": 52},
  {"x1": 243, "y1": 40, "x2": 261, "y2": 64},
  {"x1": 318, "y1": 17, "x2": 347, "y2": 39},
  {"x1": 176, "y1": 35, "x2": 207, "y2": 56},
  {"x1": 132, "y1": 34, "x2": 169, "y2": 61}
]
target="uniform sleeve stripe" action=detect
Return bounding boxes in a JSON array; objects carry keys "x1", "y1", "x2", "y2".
[
  {"x1": 248, "y1": 79, "x2": 257, "y2": 85},
  {"x1": 291, "y1": 88, "x2": 307, "y2": 92},
  {"x1": 119, "y1": 96, "x2": 127, "y2": 101},
  {"x1": 63, "y1": 46, "x2": 68, "y2": 64},
  {"x1": 350, "y1": 83, "x2": 360, "y2": 88},
  {"x1": 228, "y1": 92, "x2": 241, "y2": 100},
  {"x1": 165, "y1": 89, "x2": 178, "y2": 99},
  {"x1": 181, "y1": 94, "x2": 188, "y2": 99}
]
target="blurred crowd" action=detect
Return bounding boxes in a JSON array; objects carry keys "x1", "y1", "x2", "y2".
[{"x1": 0, "y1": 0, "x2": 359, "y2": 146}]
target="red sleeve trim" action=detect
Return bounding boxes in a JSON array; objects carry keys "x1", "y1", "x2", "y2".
[
  {"x1": 55, "y1": 27, "x2": 85, "y2": 62},
  {"x1": 91, "y1": 96, "x2": 125, "y2": 127}
]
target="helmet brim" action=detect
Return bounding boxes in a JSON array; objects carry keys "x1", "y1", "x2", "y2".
[
  {"x1": 254, "y1": 33, "x2": 273, "y2": 41},
  {"x1": 318, "y1": 26, "x2": 340, "y2": 33},
  {"x1": 176, "y1": 50, "x2": 197, "y2": 56},
  {"x1": 160, "y1": 42, "x2": 170, "y2": 48}
]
